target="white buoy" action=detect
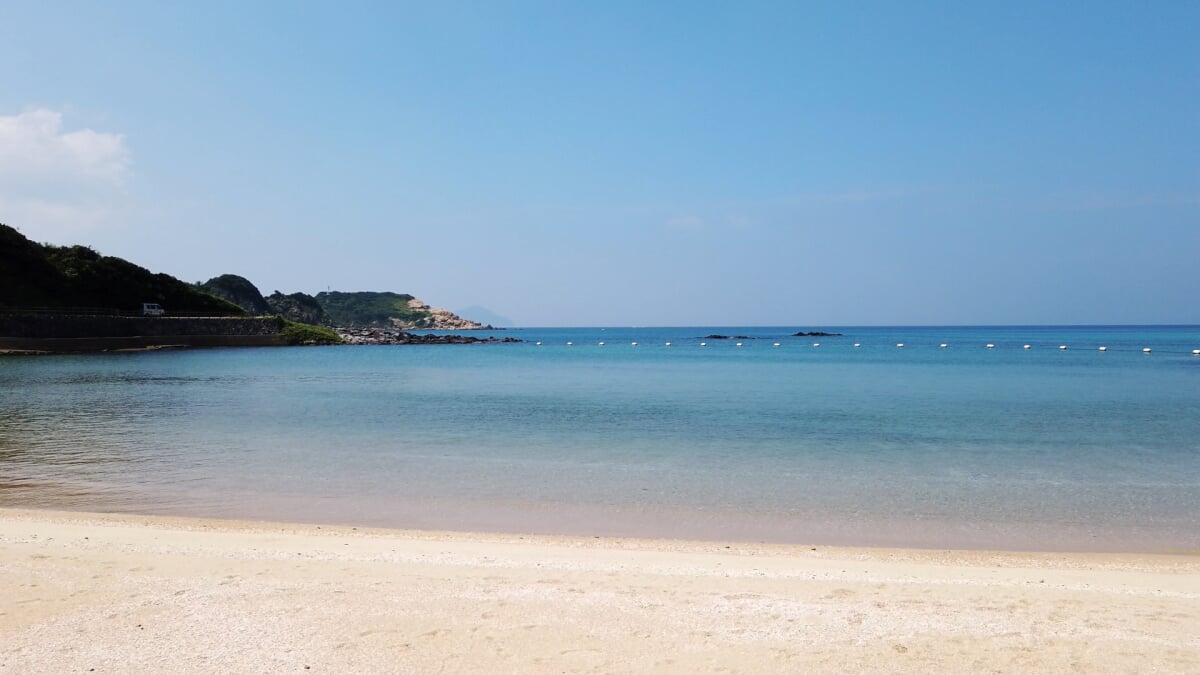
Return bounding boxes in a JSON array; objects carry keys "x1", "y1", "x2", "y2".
[
  {"x1": 1024, "y1": 344, "x2": 1031, "y2": 350},
  {"x1": 535, "y1": 341, "x2": 542, "y2": 346},
  {"x1": 812, "y1": 343, "x2": 820, "y2": 347},
  {"x1": 1143, "y1": 347, "x2": 1152, "y2": 353},
  {"x1": 939, "y1": 343, "x2": 948, "y2": 348},
  {"x1": 1193, "y1": 349, "x2": 1200, "y2": 355},
  {"x1": 1059, "y1": 345, "x2": 1068, "y2": 350},
  {"x1": 664, "y1": 342, "x2": 671, "y2": 347},
  {"x1": 896, "y1": 343, "x2": 904, "y2": 348},
  {"x1": 1098, "y1": 346, "x2": 1107, "y2": 352},
  {"x1": 773, "y1": 342, "x2": 781, "y2": 347},
  {"x1": 736, "y1": 342, "x2": 743, "y2": 347},
  {"x1": 986, "y1": 344, "x2": 995, "y2": 349},
  {"x1": 853, "y1": 343, "x2": 861, "y2": 348},
  {"x1": 631, "y1": 341, "x2": 637, "y2": 346},
  {"x1": 598, "y1": 341, "x2": 605, "y2": 346},
  {"x1": 700, "y1": 342, "x2": 707, "y2": 347},
  {"x1": 566, "y1": 341, "x2": 573, "y2": 346}
]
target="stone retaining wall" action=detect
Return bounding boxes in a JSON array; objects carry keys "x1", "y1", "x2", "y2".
[{"x1": 0, "y1": 315, "x2": 287, "y2": 352}]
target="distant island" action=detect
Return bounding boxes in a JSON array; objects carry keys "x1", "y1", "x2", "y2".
[{"x1": 0, "y1": 223, "x2": 497, "y2": 352}]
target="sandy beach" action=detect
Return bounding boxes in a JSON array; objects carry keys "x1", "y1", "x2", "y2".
[{"x1": 1, "y1": 508, "x2": 1197, "y2": 673}]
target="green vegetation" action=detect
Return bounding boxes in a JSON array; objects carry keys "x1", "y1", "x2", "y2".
[
  {"x1": 0, "y1": 223, "x2": 67, "y2": 307},
  {"x1": 316, "y1": 291, "x2": 429, "y2": 327},
  {"x1": 0, "y1": 223, "x2": 243, "y2": 315},
  {"x1": 197, "y1": 274, "x2": 272, "y2": 315},
  {"x1": 274, "y1": 316, "x2": 343, "y2": 345}
]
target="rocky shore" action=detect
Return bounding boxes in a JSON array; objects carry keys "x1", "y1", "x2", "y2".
[{"x1": 336, "y1": 327, "x2": 521, "y2": 345}]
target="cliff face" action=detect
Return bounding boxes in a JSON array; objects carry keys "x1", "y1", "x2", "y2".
[
  {"x1": 265, "y1": 291, "x2": 328, "y2": 325},
  {"x1": 198, "y1": 275, "x2": 273, "y2": 315}
]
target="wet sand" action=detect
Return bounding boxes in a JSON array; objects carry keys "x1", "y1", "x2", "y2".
[{"x1": 2, "y1": 508, "x2": 1198, "y2": 673}]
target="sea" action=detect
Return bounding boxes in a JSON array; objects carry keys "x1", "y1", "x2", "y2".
[{"x1": 2, "y1": 325, "x2": 1198, "y2": 552}]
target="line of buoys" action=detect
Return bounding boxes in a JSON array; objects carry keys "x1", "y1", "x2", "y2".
[{"x1": 550, "y1": 341, "x2": 1185, "y2": 354}]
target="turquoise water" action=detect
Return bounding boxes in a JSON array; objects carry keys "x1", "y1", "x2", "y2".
[{"x1": 2, "y1": 326, "x2": 1199, "y2": 551}]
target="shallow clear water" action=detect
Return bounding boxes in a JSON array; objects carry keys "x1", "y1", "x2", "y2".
[{"x1": 2, "y1": 326, "x2": 1199, "y2": 551}]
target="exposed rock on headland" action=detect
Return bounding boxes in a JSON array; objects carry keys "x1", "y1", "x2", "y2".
[{"x1": 401, "y1": 298, "x2": 485, "y2": 330}]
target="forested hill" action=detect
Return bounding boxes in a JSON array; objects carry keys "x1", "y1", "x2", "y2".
[
  {"x1": 198, "y1": 274, "x2": 273, "y2": 315},
  {"x1": 0, "y1": 224, "x2": 243, "y2": 315}
]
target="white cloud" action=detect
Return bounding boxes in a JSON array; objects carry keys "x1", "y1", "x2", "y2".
[{"x1": 0, "y1": 108, "x2": 130, "y2": 241}]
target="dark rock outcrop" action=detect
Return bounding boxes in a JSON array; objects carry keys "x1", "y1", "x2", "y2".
[
  {"x1": 793, "y1": 331, "x2": 842, "y2": 337},
  {"x1": 266, "y1": 291, "x2": 329, "y2": 325},
  {"x1": 336, "y1": 327, "x2": 520, "y2": 345}
]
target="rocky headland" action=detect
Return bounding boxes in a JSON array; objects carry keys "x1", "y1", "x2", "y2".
[
  {"x1": 337, "y1": 327, "x2": 520, "y2": 345},
  {"x1": 197, "y1": 276, "x2": 493, "y2": 331}
]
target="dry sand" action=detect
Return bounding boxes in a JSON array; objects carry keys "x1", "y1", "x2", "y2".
[{"x1": 2, "y1": 508, "x2": 1198, "y2": 674}]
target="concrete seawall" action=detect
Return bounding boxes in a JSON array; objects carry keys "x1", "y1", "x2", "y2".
[{"x1": 0, "y1": 316, "x2": 288, "y2": 352}]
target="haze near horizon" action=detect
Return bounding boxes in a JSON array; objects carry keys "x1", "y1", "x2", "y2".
[{"x1": 1, "y1": 1, "x2": 1196, "y2": 326}]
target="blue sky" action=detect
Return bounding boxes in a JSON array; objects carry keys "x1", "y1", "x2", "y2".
[{"x1": 1, "y1": 1, "x2": 1196, "y2": 325}]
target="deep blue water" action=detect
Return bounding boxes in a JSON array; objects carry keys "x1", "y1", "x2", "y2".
[{"x1": 2, "y1": 325, "x2": 1198, "y2": 551}]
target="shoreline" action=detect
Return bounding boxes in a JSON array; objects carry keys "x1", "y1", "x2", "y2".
[
  {"x1": 4, "y1": 507, "x2": 1199, "y2": 672},
  {"x1": 7, "y1": 484, "x2": 1197, "y2": 555}
]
